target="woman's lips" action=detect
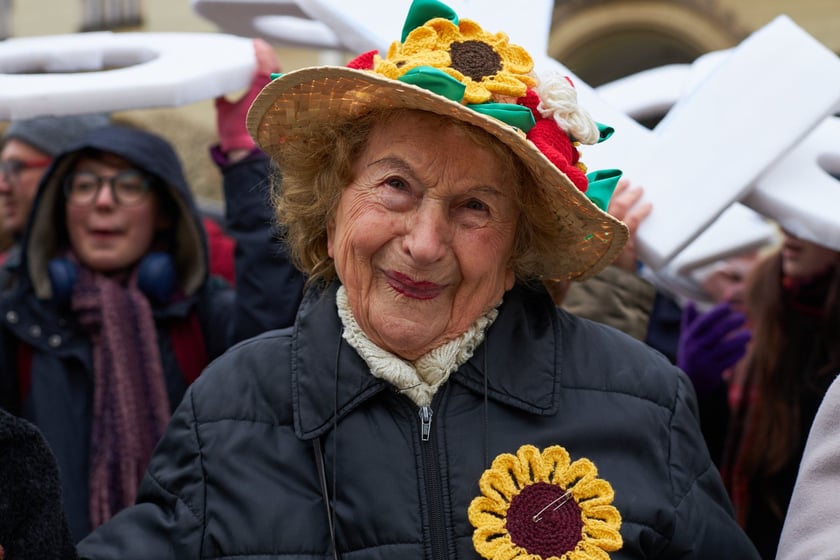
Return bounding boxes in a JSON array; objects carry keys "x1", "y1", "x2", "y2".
[
  {"x1": 386, "y1": 270, "x2": 445, "y2": 300},
  {"x1": 87, "y1": 228, "x2": 121, "y2": 242}
]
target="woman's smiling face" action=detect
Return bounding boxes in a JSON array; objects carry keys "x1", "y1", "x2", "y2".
[
  {"x1": 328, "y1": 111, "x2": 520, "y2": 360},
  {"x1": 65, "y1": 154, "x2": 163, "y2": 273}
]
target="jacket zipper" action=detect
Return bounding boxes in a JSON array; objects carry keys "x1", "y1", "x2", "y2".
[
  {"x1": 419, "y1": 405, "x2": 433, "y2": 441},
  {"x1": 418, "y1": 402, "x2": 448, "y2": 559}
]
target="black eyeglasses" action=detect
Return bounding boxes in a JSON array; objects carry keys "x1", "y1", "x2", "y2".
[
  {"x1": 0, "y1": 158, "x2": 52, "y2": 184},
  {"x1": 63, "y1": 170, "x2": 152, "y2": 206}
]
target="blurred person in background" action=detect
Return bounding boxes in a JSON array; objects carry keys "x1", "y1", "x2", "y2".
[
  {"x1": 0, "y1": 114, "x2": 111, "y2": 288},
  {"x1": 677, "y1": 229, "x2": 840, "y2": 558},
  {"x1": 719, "y1": 231, "x2": 840, "y2": 558}
]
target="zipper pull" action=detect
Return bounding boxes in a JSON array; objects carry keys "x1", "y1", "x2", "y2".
[{"x1": 419, "y1": 405, "x2": 433, "y2": 442}]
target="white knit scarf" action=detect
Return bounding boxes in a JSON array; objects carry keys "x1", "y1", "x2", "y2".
[{"x1": 336, "y1": 285, "x2": 498, "y2": 407}]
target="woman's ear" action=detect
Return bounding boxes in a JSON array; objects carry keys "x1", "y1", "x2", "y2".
[
  {"x1": 326, "y1": 216, "x2": 336, "y2": 259},
  {"x1": 505, "y1": 265, "x2": 515, "y2": 291}
]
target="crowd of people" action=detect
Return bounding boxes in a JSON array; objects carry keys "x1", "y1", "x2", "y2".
[{"x1": 1, "y1": 0, "x2": 838, "y2": 558}]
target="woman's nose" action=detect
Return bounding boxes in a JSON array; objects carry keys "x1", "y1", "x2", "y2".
[
  {"x1": 93, "y1": 181, "x2": 117, "y2": 207},
  {"x1": 403, "y1": 203, "x2": 450, "y2": 264}
]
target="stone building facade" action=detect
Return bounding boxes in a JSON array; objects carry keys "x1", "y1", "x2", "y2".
[{"x1": 548, "y1": 0, "x2": 839, "y2": 86}]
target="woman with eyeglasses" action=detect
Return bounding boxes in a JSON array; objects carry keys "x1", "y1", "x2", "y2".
[
  {"x1": 0, "y1": 114, "x2": 305, "y2": 542},
  {"x1": 0, "y1": 114, "x2": 110, "y2": 288}
]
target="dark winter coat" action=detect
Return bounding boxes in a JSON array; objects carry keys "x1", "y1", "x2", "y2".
[
  {"x1": 0, "y1": 408, "x2": 77, "y2": 560},
  {"x1": 0, "y1": 126, "x2": 305, "y2": 541},
  {"x1": 78, "y1": 281, "x2": 759, "y2": 559}
]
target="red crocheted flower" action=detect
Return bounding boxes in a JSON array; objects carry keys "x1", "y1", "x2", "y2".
[{"x1": 520, "y1": 89, "x2": 588, "y2": 192}]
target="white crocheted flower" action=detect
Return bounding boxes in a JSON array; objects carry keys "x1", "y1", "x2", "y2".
[{"x1": 535, "y1": 73, "x2": 600, "y2": 145}]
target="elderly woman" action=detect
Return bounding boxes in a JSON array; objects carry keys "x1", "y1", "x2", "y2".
[{"x1": 78, "y1": 1, "x2": 758, "y2": 558}]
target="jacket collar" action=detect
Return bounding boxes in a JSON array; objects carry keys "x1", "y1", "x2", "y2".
[{"x1": 292, "y1": 281, "x2": 562, "y2": 440}]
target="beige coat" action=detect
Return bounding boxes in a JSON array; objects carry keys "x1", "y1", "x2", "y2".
[{"x1": 776, "y1": 374, "x2": 840, "y2": 559}]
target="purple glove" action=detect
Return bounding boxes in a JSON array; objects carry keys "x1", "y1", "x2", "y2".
[{"x1": 677, "y1": 301, "x2": 751, "y2": 396}]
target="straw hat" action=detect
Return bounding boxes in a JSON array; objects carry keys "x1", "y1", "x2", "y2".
[{"x1": 247, "y1": 0, "x2": 628, "y2": 281}]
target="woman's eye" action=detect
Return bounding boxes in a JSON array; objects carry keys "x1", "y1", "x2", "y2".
[
  {"x1": 74, "y1": 181, "x2": 97, "y2": 193},
  {"x1": 454, "y1": 198, "x2": 492, "y2": 228},
  {"x1": 463, "y1": 198, "x2": 489, "y2": 212},
  {"x1": 385, "y1": 177, "x2": 409, "y2": 191},
  {"x1": 378, "y1": 176, "x2": 415, "y2": 210},
  {"x1": 120, "y1": 182, "x2": 144, "y2": 194}
]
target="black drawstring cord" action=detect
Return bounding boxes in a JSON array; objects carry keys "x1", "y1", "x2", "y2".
[
  {"x1": 313, "y1": 437, "x2": 339, "y2": 560},
  {"x1": 483, "y1": 340, "x2": 489, "y2": 468},
  {"x1": 312, "y1": 333, "x2": 344, "y2": 560},
  {"x1": 331, "y1": 333, "x2": 342, "y2": 560}
]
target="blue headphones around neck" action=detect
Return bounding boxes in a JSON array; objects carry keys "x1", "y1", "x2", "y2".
[{"x1": 47, "y1": 251, "x2": 176, "y2": 306}]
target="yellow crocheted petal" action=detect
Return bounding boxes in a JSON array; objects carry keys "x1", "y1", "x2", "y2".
[
  {"x1": 486, "y1": 539, "x2": 527, "y2": 560},
  {"x1": 469, "y1": 511, "x2": 508, "y2": 532},
  {"x1": 499, "y1": 42, "x2": 535, "y2": 75},
  {"x1": 374, "y1": 58, "x2": 402, "y2": 80},
  {"x1": 554, "y1": 457, "x2": 597, "y2": 489},
  {"x1": 468, "y1": 495, "x2": 510, "y2": 527},
  {"x1": 582, "y1": 521, "x2": 624, "y2": 552},
  {"x1": 435, "y1": 64, "x2": 466, "y2": 82},
  {"x1": 425, "y1": 17, "x2": 463, "y2": 43},
  {"x1": 386, "y1": 51, "x2": 452, "y2": 77},
  {"x1": 582, "y1": 504, "x2": 622, "y2": 528},
  {"x1": 484, "y1": 72, "x2": 532, "y2": 99},
  {"x1": 516, "y1": 444, "x2": 551, "y2": 483},
  {"x1": 573, "y1": 478, "x2": 615, "y2": 505},
  {"x1": 385, "y1": 41, "x2": 401, "y2": 60},
  {"x1": 487, "y1": 451, "x2": 534, "y2": 490},
  {"x1": 583, "y1": 524, "x2": 623, "y2": 549},
  {"x1": 473, "y1": 528, "x2": 518, "y2": 560},
  {"x1": 581, "y1": 502, "x2": 623, "y2": 552},
  {"x1": 573, "y1": 540, "x2": 614, "y2": 560},
  {"x1": 540, "y1": 445, "x2": 572, "y2": 478},
  {"x1": 455, "y1": 18, "x2": 487, "y2": 40},
  {"x1": 478, "y1": 467, "x2": 520, "y2": 504},
  {"x1": 401, "y1": 24, "x2": 449, "y2": 54},
  {"x1": 462, "y1": 79, "x2": 494, "y2": 104}
]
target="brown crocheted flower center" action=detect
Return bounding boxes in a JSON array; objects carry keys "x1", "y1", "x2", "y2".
[
  {"x1": 449, "y1": 40, "x2": 502, "y2": 82},
  {"x1": 505, "y1": 481, "x2": 583, "y2": 558}
]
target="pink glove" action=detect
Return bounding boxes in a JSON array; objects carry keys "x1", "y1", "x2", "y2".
[
  {"x1": 215, "y1": 39, "x2": 279, "y2": 153},
  {"x1": 677, "y1": 301, "x2": 751, "y2": 397},
  {"x1": 215, "y1": 71, "x2": 272, "y2": 152}
]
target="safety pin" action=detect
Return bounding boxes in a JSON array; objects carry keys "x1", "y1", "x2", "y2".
[{"x1": 532, "y1": 490, "x2": 573, "y2": 523}]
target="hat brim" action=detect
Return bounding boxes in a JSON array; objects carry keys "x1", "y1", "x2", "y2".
[{"x1": 247, "y1": 66, "x2": 628, "y2": 281}]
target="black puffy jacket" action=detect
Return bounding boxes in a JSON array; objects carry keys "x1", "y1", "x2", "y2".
[{"x1": 78, "y1": 281, "x2": 759, "y2": 559}]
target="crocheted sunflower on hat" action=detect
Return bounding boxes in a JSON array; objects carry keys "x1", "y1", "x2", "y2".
[{"x1": 345, "y1": 0, "x2": 621, "y2": 212}]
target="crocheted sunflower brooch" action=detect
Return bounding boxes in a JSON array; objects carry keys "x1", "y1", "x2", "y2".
[{"x1": 468, "y1": 444, "x2": 623, "y2": 560}]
